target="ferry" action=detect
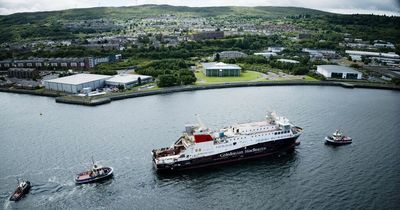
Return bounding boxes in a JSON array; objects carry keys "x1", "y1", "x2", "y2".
[{"x1": 152, "y1": 112, "x2": 303, "y2": 172}]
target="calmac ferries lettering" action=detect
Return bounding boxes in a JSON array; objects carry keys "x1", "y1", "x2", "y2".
[{"x1": 220, "y1": 147, "x2": 267, "y2": 158}]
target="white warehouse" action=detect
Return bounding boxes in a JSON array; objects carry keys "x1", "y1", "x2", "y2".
[
  {"x1": 43, "y1": 74, "x2": 112, "y2": 93},
  {"x1": 317, "y1": 65, "x2": 362, "y2": 80},
  {"x1": 105, "y1": 74, "x2": 153, "y2": 89}
]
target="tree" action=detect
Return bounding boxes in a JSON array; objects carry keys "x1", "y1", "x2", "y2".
[
  {"x1": 350, "y1": 64, "x2": 361, "y2": 69},
  {"x1": 157, "y1": 74, "x2": 177, "y2": 87},
  {"x1": 214, "y1": 53, "x2": 220, "y2": 61},
  {"x1": 117, "y1": 84, "x2": 125, "y2": 90}
]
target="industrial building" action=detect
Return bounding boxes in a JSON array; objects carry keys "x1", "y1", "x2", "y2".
[
  {"x1": 302, "y1": 48, "x2": 337, "y2": 60},
  {"x1": 267, "y1": 47, "x2": 285, "y2": 53},
  {"x1": 202, "y1": 62, "x2": 241, "y2": 77},
  {"x1": 277, "y1": 59, "x2": 300, "y2": 64},
  {"x1": 43, "y1": 74, "x2": 112, "y2": 93},
  {"x1": 345, "y1": 50, "x2": 400, "y2": 64},
  {"x1": 105, "y1": 74, "x2": 153, "y2": 89},
  {"x1": 254, "y1": 52, "x2": 277, "y2": 58},
  {"x1": 215, "y1": 51, "x2": 248, "y2": 60},
  {"x1": 317, "y1": 65, "x2": 362, "y2": 79}
]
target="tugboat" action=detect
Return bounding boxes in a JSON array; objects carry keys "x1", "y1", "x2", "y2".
[
  {"x1": 9, "y1": 180, "x2": 31, "y2": 201},
  {"x1": 325, "y1": 130, "x2": 352, "y2": 145},
  {"x1": 152, "y1": 112, "x2": 303, "y2": 172},
  {"x1": 75, "y1": 160, "x2": 113, "y2": 184}
]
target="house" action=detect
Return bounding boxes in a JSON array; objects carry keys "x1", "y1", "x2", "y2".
[
  {"x1": 8, "y1": 68, "x2": 39, "y2": 79},
  {"x1": 191, "y1": 31, "x2": 224, "y2": 41}
]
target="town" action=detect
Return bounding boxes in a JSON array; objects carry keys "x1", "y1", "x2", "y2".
[
  {"x1": 1, "y1": 2, "x2": 400, "y2": 210},
  {"x1": 0, "y1": 5, "x2": 399, "y2": 105}
]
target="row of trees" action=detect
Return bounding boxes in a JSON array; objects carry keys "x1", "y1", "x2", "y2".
[
  {"x1": 135, "y1": 59, "x2": 197, "y2": 87},
  {"x1": 222, "y1": 55, "x2": 313, "y2": 75}
]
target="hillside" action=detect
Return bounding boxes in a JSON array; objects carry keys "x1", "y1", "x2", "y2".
[
  {"x1": 0, "y1": 5, "x2": 330, "y2": 43},
  {"x1": 0, "y1": 4, "x2": 398, "y2": 44}
]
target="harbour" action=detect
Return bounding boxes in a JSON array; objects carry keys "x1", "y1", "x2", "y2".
[{"x1": 1, "y1": 86, "x2": 400, "y2": 209}]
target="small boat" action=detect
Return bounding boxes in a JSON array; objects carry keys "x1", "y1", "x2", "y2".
[
  {"x1": 75, "y1": 160, "x2": 113, "y2": 184},
  {"x1": 9, "y1": 180, "x2": 31, "y2": 201},
  {"x1": 325, "y1": 130, "x2": 352, "y2": 145}
]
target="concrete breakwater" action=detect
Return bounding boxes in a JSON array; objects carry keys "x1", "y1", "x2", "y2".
[
  {"x1": 2, "y1": 81, "x2": 400, "y2": 106},
  {"x1": 0, "y1": 87, "x2": 61, "y2": 97}
]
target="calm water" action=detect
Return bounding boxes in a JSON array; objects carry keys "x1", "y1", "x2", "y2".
[{"x1": 1, "y1": 86, "x2": 400, "y2": 210}]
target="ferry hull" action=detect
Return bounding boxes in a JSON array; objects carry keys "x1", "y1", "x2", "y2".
[{"x1": 154, "y1": 136, "x2": 299, "y2": 172}]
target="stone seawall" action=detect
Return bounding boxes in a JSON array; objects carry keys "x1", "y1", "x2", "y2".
[{"x1": 2, "y1": 81, "x2": 399, "y2": 106}]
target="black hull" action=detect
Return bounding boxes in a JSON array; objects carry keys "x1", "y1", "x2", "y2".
[
  {"x1": 75, "y1": 167, "x2": 114, "y2": 185},
  {"x1": 75, "y1": 173, "x2": 113, "y2": 185},
  {"x1": 9, "y1": 182, "x2": 31, "y2": 201},
  {"x1": 325, "y1": 140, "x2": 352, "y2": 145},
  {"x1": 154, "y1": 136, "x2": 299, "y2": 172}
]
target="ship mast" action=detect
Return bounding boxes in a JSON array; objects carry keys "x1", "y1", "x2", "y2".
[{"x1": 195, "y1": 114, "x2": 206, "y2": 128}]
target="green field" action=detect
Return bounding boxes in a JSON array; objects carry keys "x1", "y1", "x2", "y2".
[
  {"x1": 195, "y1": 71, "x2": 263, "y2": 84},
  {"x1": 303, "y1": 75, "x2": 319, "y2": 81}
]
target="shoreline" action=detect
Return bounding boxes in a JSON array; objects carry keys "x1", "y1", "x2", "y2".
[{"x1": 1, "y1": 81, "x2": 399, "y2": 106}]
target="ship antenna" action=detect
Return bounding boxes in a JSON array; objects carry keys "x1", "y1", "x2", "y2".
[{"x1": 195, "y1": 114, "x2": 206, "y2": 128}]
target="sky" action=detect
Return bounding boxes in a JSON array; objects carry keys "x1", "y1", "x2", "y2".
[{"x1": 0, "y1": 0, "x2": 399, "y2": 16}]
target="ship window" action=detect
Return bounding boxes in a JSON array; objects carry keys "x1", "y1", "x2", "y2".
[{"x1": 233, "y1": 142, "x2": 237, "y2": 145}]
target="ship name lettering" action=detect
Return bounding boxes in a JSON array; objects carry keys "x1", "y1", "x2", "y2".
[
  {"x1": 220, "y1": 151, "x2": 243, "y2": 157},
  {"x1": 245, "y1": 147, "x2": 266, "y2": 153}
]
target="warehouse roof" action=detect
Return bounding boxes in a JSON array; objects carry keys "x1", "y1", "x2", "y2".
[
  {"x1": 346, "y1": 50, "x2": 400, "y2": 59},
  {"x1": 277, "y1": 59, "x2": 300, "y2": 64},
  {"x1": 202, "y1": 62, "x2": 241, "y2": 70},
  {"x1": 44, "y1": 74, "x2": 112, "y2": 85},
  {"x1": 318, "y1": 65, "x2": 361, "y2": 74},
  {"x1": 106, "y1": 74, "x2": 152, "y2": 84}
]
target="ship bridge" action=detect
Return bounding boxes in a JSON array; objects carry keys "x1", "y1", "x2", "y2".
[{"x1": 227, "y1": 121, "x2": 279, "y2": 136}]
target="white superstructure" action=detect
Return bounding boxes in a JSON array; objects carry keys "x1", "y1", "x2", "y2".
[{"x1": 152, "y1": 112, "x2": 302, "y2": 170}]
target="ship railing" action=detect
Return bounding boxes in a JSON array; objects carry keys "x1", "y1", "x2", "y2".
[{"x1": 291, "y1": 126, "x2": 303, "y2": 134}]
